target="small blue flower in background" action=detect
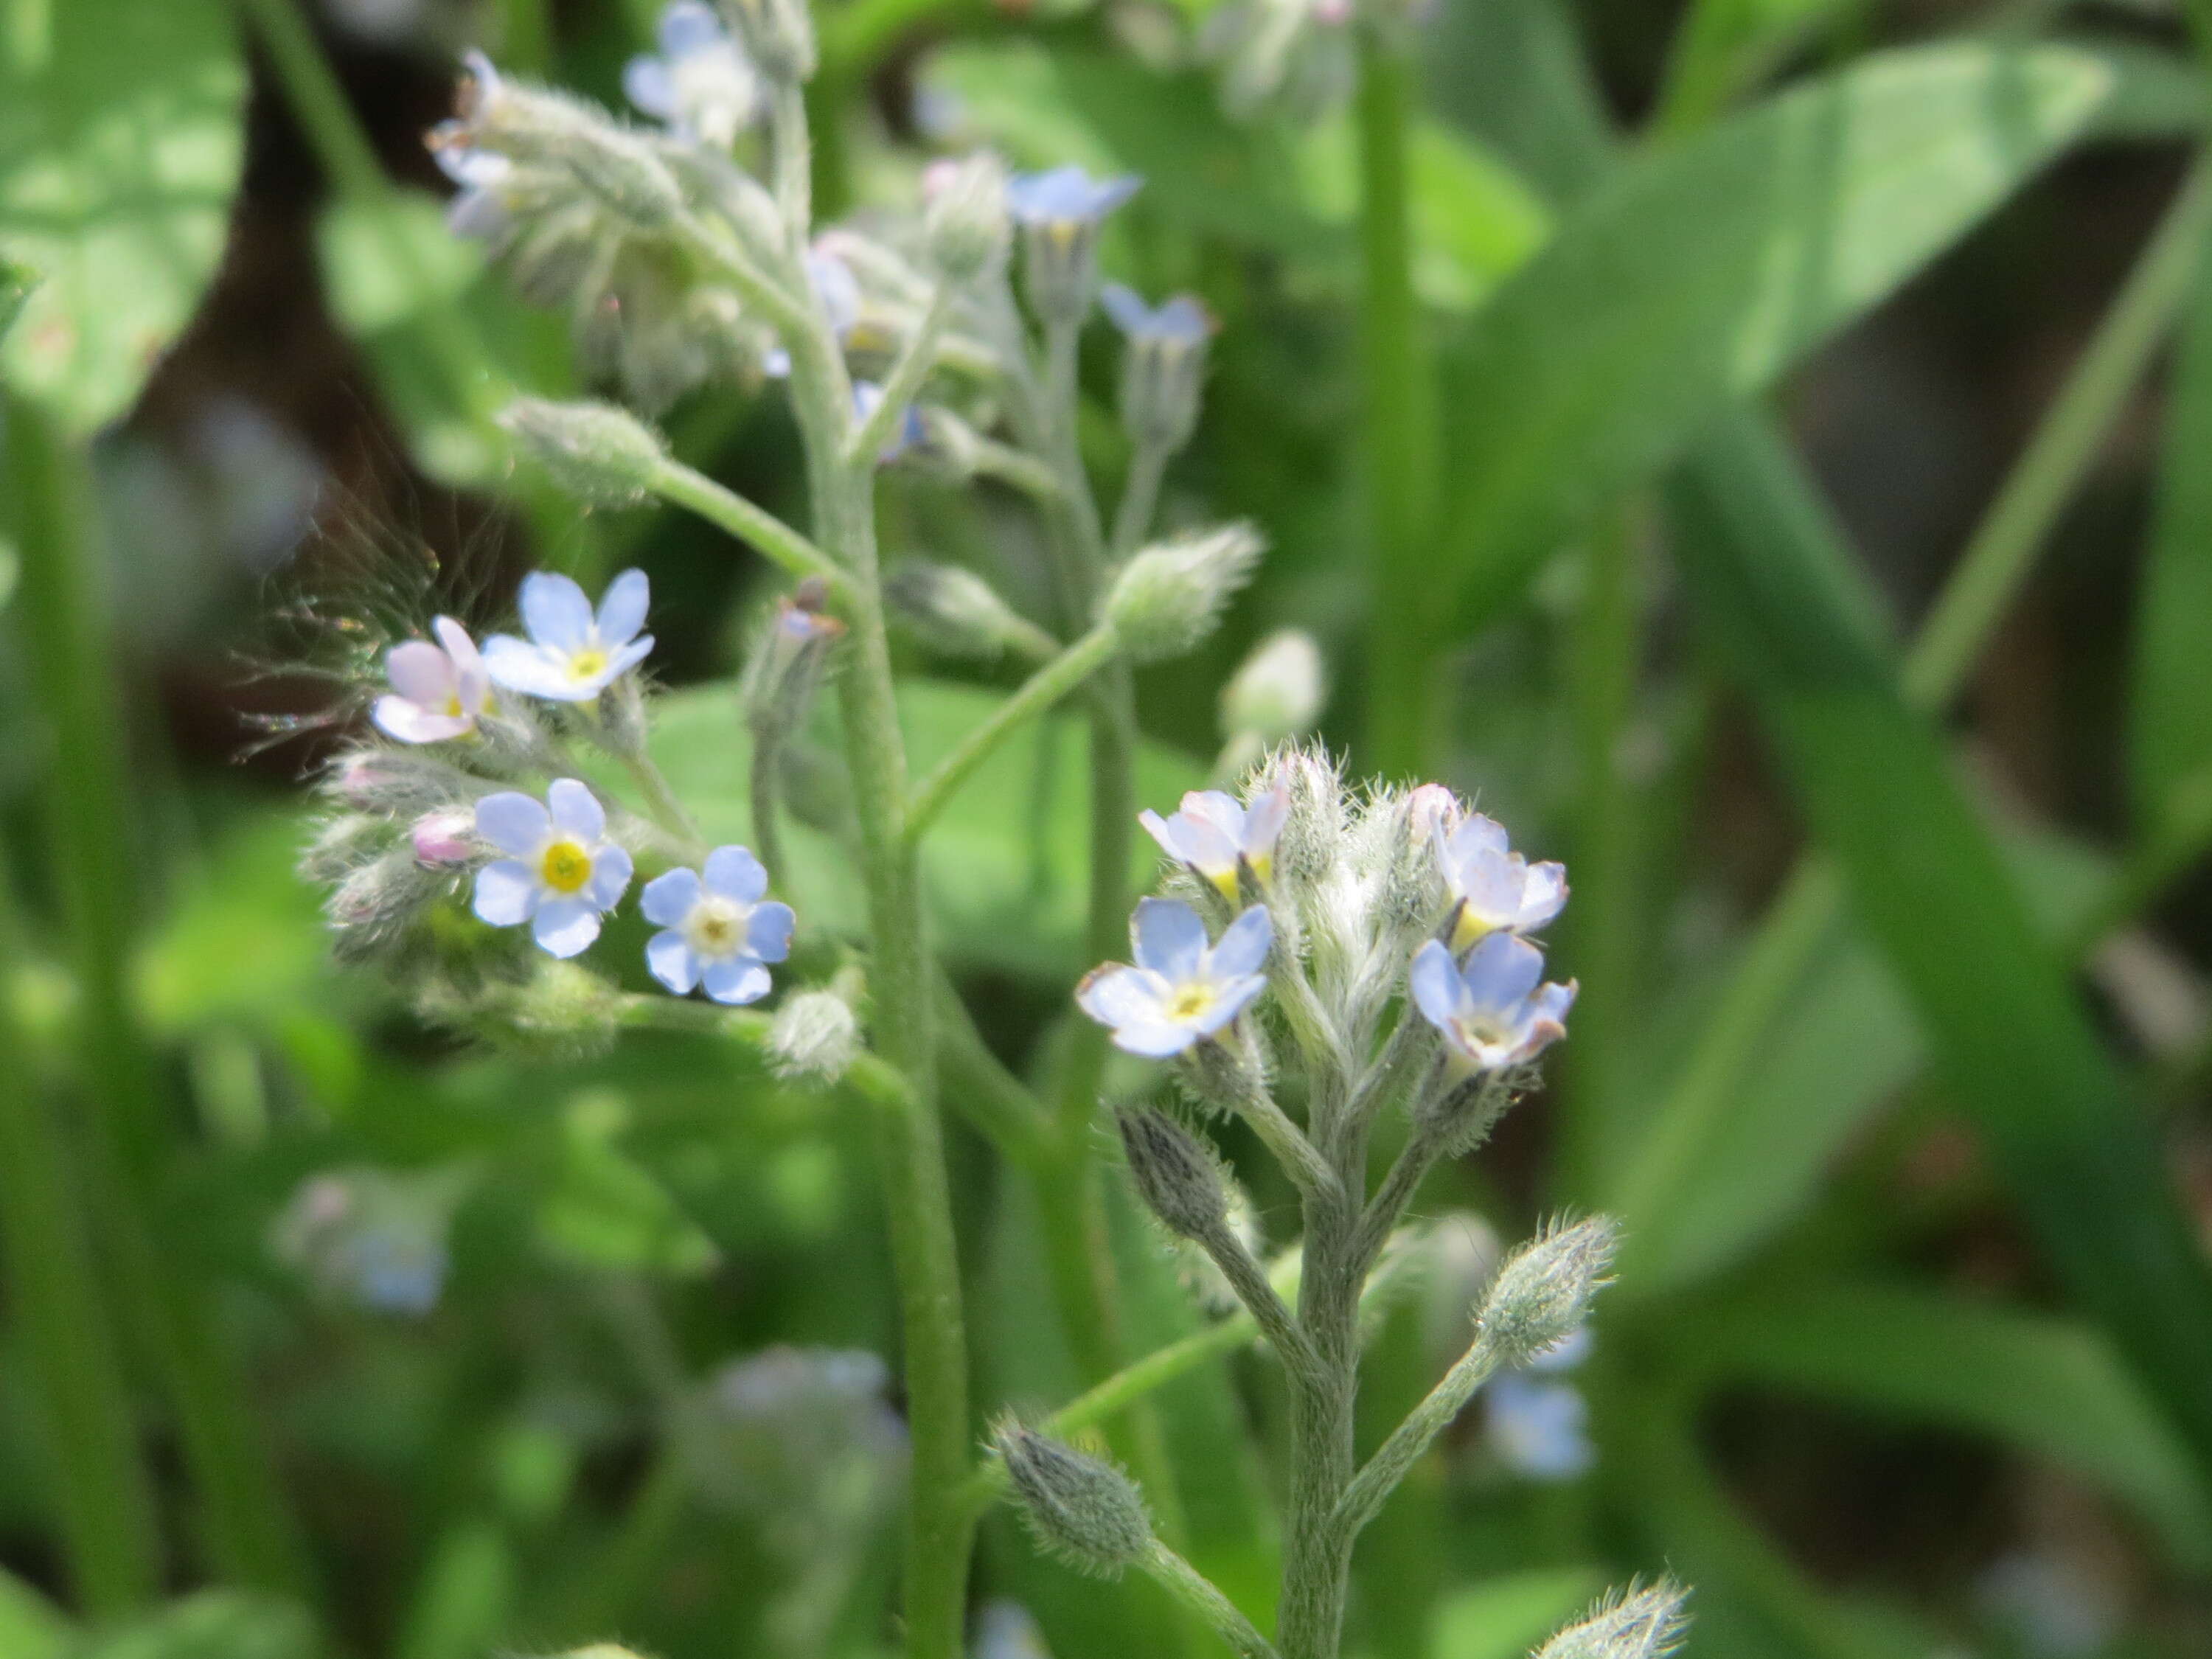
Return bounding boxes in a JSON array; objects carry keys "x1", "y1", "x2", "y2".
[
  {"x1": 483, "y1": 568, "x2": 655, "y2": 702},
  {"x1": 431, "y1": 136, "x2": 516, "y2": 240},
  {"x1": 1101, "y1": 284, "x2": 1209, "y2": 349},
  {"x1": 1436, "y1": 813, "x2": 1568, "y2": 951},
  {"x1": 624, "y1": 1, "x2": 760, "y2": 148},
  {"x1": 640, "y1": 844, "x2": 795, "y2": 1004},
  {"x1": 1005, "y1": 166, "x2": 1144, "y2": 232},
  {"x1": 272, "y1": 1167, "x2": 470, "y2": 1319},
  {"x1": 1140, "y1": 784, "x2": 1288, "y2": 899},
  {"x1": 473, "y1": 779, "x2": 635, "y2": 956},
  {"x1": 852, "y1": 381, "x2": 928, "y2": 463},
  {"x1": 1410, "y1": 933, "x2": 1575, "y2": 1073},
  {"x1": 973, "y1": 1601, "x2": 1054, "y2": 1659},
  {"x1": 373, "y1": 616, "x2": 493, "y2": 743},
  {"x1": 1077, "y1": 897, "x2": 1272, "y2": 1057},
  {"x1": 1484, "y1": 1326, "x2": 1595, "y2": 1482}
]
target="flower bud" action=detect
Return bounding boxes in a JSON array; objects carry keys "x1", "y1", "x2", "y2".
[
  {"x1": 1534, "y1": 1582, "x2": 1690, "y2": 1659},
  {"x1": 719, "y1": 0, "x2": 817, "y2": 83},
  {"x1": 768, "y1": 989, "x2": 860, "y2": 1083},
  {"x1": 443, "y1": 57, "x2": 683, "y2": 228},
  {"x1": 1102, "y1": 284, "x2": 1211, "y2": 456},
  {"x1": 411, "y1": 810, "x2": 478, "y2": 867},
  {"x1": 922, "y1": 153, "x2": 1011, "y2": 287},
  {"x1": 499, "y1": 397, "x2": 669, "y2": 507},
  {"x1": 1249, "y1": 744, "x2": 1346, "y2": 902},
  {"x1": 884, "y1": 561, "x2": 1052, "y2": 662},
  {"x1": 1475, "y1": 1217, "x2": 1617, "y2": 1365},
  {"x1": 742, "y1": 582, "x2": 844, "y2": 745},
  {"x1": 1104, "y1": 524, "x2": 1264, "y2": 664},
  {"x1": 1221, "y1": 629, "x2": 1325, "y2": 745},
  {"x1": 994, "y1": 1422, "x2": 1153, "y2": 1578},
  {"x1": 1115, "y1": 1108, "x2": 1228, "y2": 1241}
]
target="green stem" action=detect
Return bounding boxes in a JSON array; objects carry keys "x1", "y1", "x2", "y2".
[
  {"x1": 1332, "y1": 1332, "x2": 1503, "y2": 1540},
  {"x1": 1141, "y1": 1544, "x2": 1281, "y2": 1659},
  {"x1": 0, "y1": 871, "x2": 162, "y2": 1615},
  {"x1": 904, "y1": 624, "x2": 1121, "y2": 839},
  {"x1": 1112, "y1": 441, "x2": 1169, "y2": 559},
  {"x1": 7, "y1": 399, "x2": 307, "y2": 1596},
  {"x1": 644, "y1": 454, "x2": 850, "y2": 597},
  {"x1": 848, "y1": 290, "x2": 954, "y2": 470},
  {"x1": 1354, "y1": 30, "x2": 1439, "y2": 779}
]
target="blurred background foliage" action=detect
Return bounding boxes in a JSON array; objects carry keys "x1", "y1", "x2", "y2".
[{"x1": 12, "y1": 1, "x2": 2212, "y2": 1658}]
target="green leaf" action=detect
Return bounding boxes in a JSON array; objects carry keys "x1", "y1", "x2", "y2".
[
  {"x1": 72, "y1": 1593, "x2": 315, "y2": 1659},
  {"x1": 1669, "y1": 408, "x2": 2212, "y2": 1488},
  {"x1": 0, "y1": 1568, "x2": 69, "y2": 1659},
  {"x1": 1436, "y1": 44, "x2": 2116, "y2": 635},
  {"x1": 650, "y1": 678, "x2": 1205, "y2": 978},
  {"x1": 1683, "y1": 1283, "x2": 2212, "y2": 1569},
  {"x1": 0, "y1": 257, "x2": 32, "y2": 342},
  {"x1": 1652, "y1": 0, "x2": 1871, "y2": 134},
  {"x1": 0, "y1": 0, "x2": 246, "y2": 434},
  {"x1": 2128, "y1": 211, "x2": 2212, "y2": 827},
  {"x1": 1430, "y1": 1568, "x2": 1606, "y2": 1659}
]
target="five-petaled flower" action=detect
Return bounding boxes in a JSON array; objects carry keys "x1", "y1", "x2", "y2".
[
  {"x1": 1410, "y1": 933, "x2": 1575, "y2": 1073},
  {"x1": 1005, "y1": 166, "x2": 1143, "y2": 231},
  {"x1": 473, "y1": 779, "x2": 635, "y2": 956},
  {"x1": 640, "y1": 845, "x2": 796, "y2": 1004},
  {"x1": 1141, "y1": 785, "x2": 1289, "y2": 900},
  {"x1": 1077, "y1": 897, "x2": 1272, "y2": 1057},
  {"x1": 484, "y1": 569, "x2": 655, "y2": 703},
  {"x1": 1434, "y1": 813, "x2": 1567, "y2": 952},
  {"x1": 1101, "y1": 284, "x2": 1209, "y2": 350},
  {"x1": 374, "y1": 616, "x2": 493, "y2": 743},
  {"x1": 624, "y1": 1, "x2": 759, "y2": 148}
]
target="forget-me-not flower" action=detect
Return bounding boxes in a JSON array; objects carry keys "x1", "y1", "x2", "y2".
[
  {"x1": 373, "y1": 616, "x2": 493, "y2": 743},
  {"x1": 1102, "y1": 283, "x2": 1211, "y2": 451},
  {"x1": 433, "y1": 139, "x2": 518, "y2": 241},
  {"x1": 1435, "y1": 813, "x2": 1567, "y2": 951},
  {"x1": 1077, "y1": 898, "x2": 1272, "y2": 1057},
  {"x1": 640, "y1": 844, "x2": 795, "y2": 1004},
  {"x1": 1140, "y1": 785, "x2": 1289, "y2": 899},
  {"x1": 473, "y1": 778, "x2": 635, "y2": 956},
  {"x1": 483, "y1": 568, "x2": 655, "y2": 703},
  {"x1": 1484, "y1": 1328, "x2": 1595, "y2": 1482},
  {"x1": 624, "y1": 1, "x2": 760, "y2": 148},
  {"x1": 1410, "y1": 933, "x2": 1575, "y2": 1073},
  {"x1": 1102, "y1": 284, "x2": 1208, "y2": 350},
  {"x1": 1006, "y1": 167, "x2": 1142, "y2": 321},
  {"x1": 1006, "y1": 166, "x2": 1144, "y2": 232}
]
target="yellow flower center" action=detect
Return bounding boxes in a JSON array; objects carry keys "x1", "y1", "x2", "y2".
[
  {"x1": 442, "y1": 694, "x2": 465, "y2": 718},
  {"x1": 1167, "y1": 982, "x2": 1217, "y2": 1023},
  {"x1": 539, "y1": 838, "x2": 593, "y2": 894},
  {"x1": 567, "y1": 647, "x2": 609, "y2": 682},
  {"x1": 1448, "y1": 902, "x2": 1493, "y2": 954},
  {"x1": 1208, "y1": 866, "x2": 1240, "y2": 901}
]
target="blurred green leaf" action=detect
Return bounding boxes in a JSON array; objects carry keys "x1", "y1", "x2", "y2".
[
  {"x1": 72, "y1": 1593, "x2": 315, "y2": 1659},
  {"x1": 0, "y1": 257, "x2": 32, "y2": 342},
  {"x1": 1429, "y1": 1568, "x2": 1605, "y2": 1659},
  {"x1": 1683, "y1": 1283, "x2": 2212, "y2": 1569},
  {"x1": 1669, "y1": 410, "x2": 2212, "y2": 1486},
  {"x1": 1653, "y1": 0, "x2": 1869, "y2": 134},
  {"x1": 0, "y1": 1568, "x2": 69, "y2": 1659},
  {"x1": 535, "y1": 1090, "x2": 719, "y2": 1276},
  {"x1": 2128, "y1": 213, "x2": 2212, "y2": 828},
  {"x1": 136, "y1": 814, "x2": 333, "y2": 1035},
  {"x1": 0, "y1": 0, "x2": 246, "y2": 434},
  {"x1": 650, "y1": 678, "x2": 1205, "y2": 978},
  {"x1": 1436, "y1": 43, "x2": 2116, "y2": 634}
]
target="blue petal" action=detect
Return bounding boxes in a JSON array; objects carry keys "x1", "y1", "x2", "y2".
[
  {"x1": 482, "y1": 636, "x2": 581, "y2": 700},
  {"x1": 546, "y1": 777, "x2": 605, "y2": 839},
  {"x1": 532, "y1": 897, "x2": 602, "y2": 958},
  {"x1": 1131, "y1": 897, "x2": 1208, "y2": 980},
  {"x1": 1208, "y1": 905, "x2": 1273, "y2": 979},
  {"x1": 658, "y1": 0, "x2": 724, "y2": 55},
  {"x1": 641, "y1": 867, "x2": 702, "y2": 927},
  {"x1": 623, "y1": 55, "x2": 678, "y2": 120},
  {"x1": 1100, "y1": 282, "x2": 1151, "y2": 334},
  {"x1": 1459, "y1": 933, "x2": 1545, "y2": 1011},
  {"x1": 473, "y1": 859, "x2": 538, "y2": 925},
  {"x1": 1194, "y1": 973, "x2": 1266, "y2": 1034},
  {"x1": 703, "y1": 844, "x2": 768, "y2": 902},
  {"x1": 1076, "y1": 965, "x2": 1166, "y2": 1029},
  {"x1": 747, "y1": 900, "x2": 796, "y2": 962},
  {"x1": 476, "y1": 790, "x2": 549, "y2": 855},
  {"x1": 647, "y1": 928, "x2": 700, "y2": 994},
  {"x1": 588, "y1": 844, "x2": 634, "y2": 910},
  {"x1": 518, "y1": 570, "x2": 594, "y2": 651},
  {"x1": 597, "y1": 567, "x2": 651, "y2": 645},
  {"x1": 703, "y1": 956, "x2": 772, "y2": 1004},
  {"x1": 1408, "y1": 939, "x2": 1467, "y2": 1030},
  {"x1": 1110, "y1": 1018, "x2": 1200, "y2": 1058}
]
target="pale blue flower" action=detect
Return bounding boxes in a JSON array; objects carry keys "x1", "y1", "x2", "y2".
[
  {"x1": 431, "y1": 128, "x2": 518, "y2": 241},
  {"x1": 1435, "y1": 813, "x2": 1567, "y2": 951},
  {"x1": 272, "y1": 1167, "x2": 466, "y2": 1318},
  {"x1": 1101, "y1": 284, "x2": 1208, "y2": 348},
  {"x1": 1139, "y1": 784, "x2": 1287, "y2": 899},
  {"x1": 1484, "y1": 1372, "x2": 1593, "y2": 1481},
  {"x1": 1410, "y1": 933, "x2": 1574, "y2": 1072},
  {"x1": 641, "y1": 844, "x2": 795, "y2": 1004},
  {"x1": 1005, "y1": 166, "x2": 1142, "y2": 229},
  {"x1": 625, "y1": 1, "x2": 761, "y2": 147},
  {"x1": 483, "y1": 568, "x2": 655, "y2": 702},
  {"x1": 373, "y1": 616, "x2": 492, "y2": 743},
  {"x1": 473, "y1": 778, "x2": 635, "y2": 956},
  {"x1": 853, "y1": 380, "x2": 927, "y2": 463},
  {"x1": 1077, "y1": 898, "x2": 1271, "y2": 1057}
]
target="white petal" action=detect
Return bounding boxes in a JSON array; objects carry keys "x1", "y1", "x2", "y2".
[
  {"x1": 746, "y1": 900, "x2": 795, "y2": 962},
  {"x1": 647, "y1": 930, "x2": 700, "y2": 993},
  {"x1": 703, "y1": 956, "x2": 773, "y2": 1004},
  {"x1": 588, "y1": 844, "x2": 634, "y2": 909},
  {"x1": 1517, "y1": 861, "x2": 1568, "y2": 931},
  {"x1": 703, "y1": 844, "x2": 768, "y2": 902},
  {"x1": 1130, "y1": 897, "x2": 1208, "y2": 979},
  {"x1": 476, "y1": 791, "x2": 550, "y2": 855},
  {"x1": 547, "y1": 777, "x2": 607, "y2": 839},
  {"x1": 641, "y1": 867, "x2": 701, "y2": 927},
  {"x1": 372, "y1": 696, "x2": 471, "y2": 744},
  {"x1": 386, "y1": 639, "x2": 458, "y2": 705},
  {"x1": 518, "y1": 571, "x2": 595, "y2": 652},
  {"x1": 532, "y1": 897, "x2": 602, "y2": 957},
  {"x1": 595, "y1": 568, "x2": 651, "y2": 646},
  {"x1": 473, "y1": 859, "x2": 538, "y2": 925}
]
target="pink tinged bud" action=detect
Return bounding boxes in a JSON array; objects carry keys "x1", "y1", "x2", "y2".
[
  {"x1": 336, "y1": 755, "x2": 392, "y2": 807},
  {"x1": 411, "y1": 810, "x2": 477, "y2": 866}
]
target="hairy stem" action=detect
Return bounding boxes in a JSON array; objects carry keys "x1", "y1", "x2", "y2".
[{"x1": 1142, "y1": 1544, "x2": 1282, "y2": 1659}]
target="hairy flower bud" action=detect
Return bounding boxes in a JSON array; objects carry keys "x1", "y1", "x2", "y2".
[
  {"x1": 500, "y1": 397, "x2": 669, "y2": 507},
  {"x1": 1221, "y1": 629, "x2": 1325, "y2": 745},
  {"x1": 1116, "y1": 1108, "x2": 1228, "y2": 1241},
  {"x1": 1534, "y1": 1582, "x2": 1690, "y2": 1659},
  {"x1": 769, "y1": 988, "x2": 860, "y2": 1083},
  {"x1": 884, "y1": 561, "x2": 1053, "y2": 662},
  {"x1": 476, "y1": 959, "x2": 623, "y2": 1062},
  {"x1": 719, "y1": 0, "x2": 817, "y2": 83},
  {"x1": 445, "y1": 57, "x2": 683, "y2": 228},
  {"x1": 994, "y1": 1422, "x2": 1153, "y2": 1577},
  {"x1": 1104, "y1": 524, "x2": 1264, "y2": 663},
  {"x1": 1476, "y1": 1217, "x2": 1618, "y2": 1364},
  {"x1": 410, "y1": 810, "x2": 478, "y2": 867},
  {"x1": 922, "y1": 153, "x2": 1011, "y2": 286}
]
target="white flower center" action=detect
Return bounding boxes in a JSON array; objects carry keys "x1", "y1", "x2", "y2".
[
  {"x1": 539, "y1": 838, "x2": 594, "y2": 894},
  {"x1": 685, "y1": 894, "x2": 749, "y2": 958}
]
